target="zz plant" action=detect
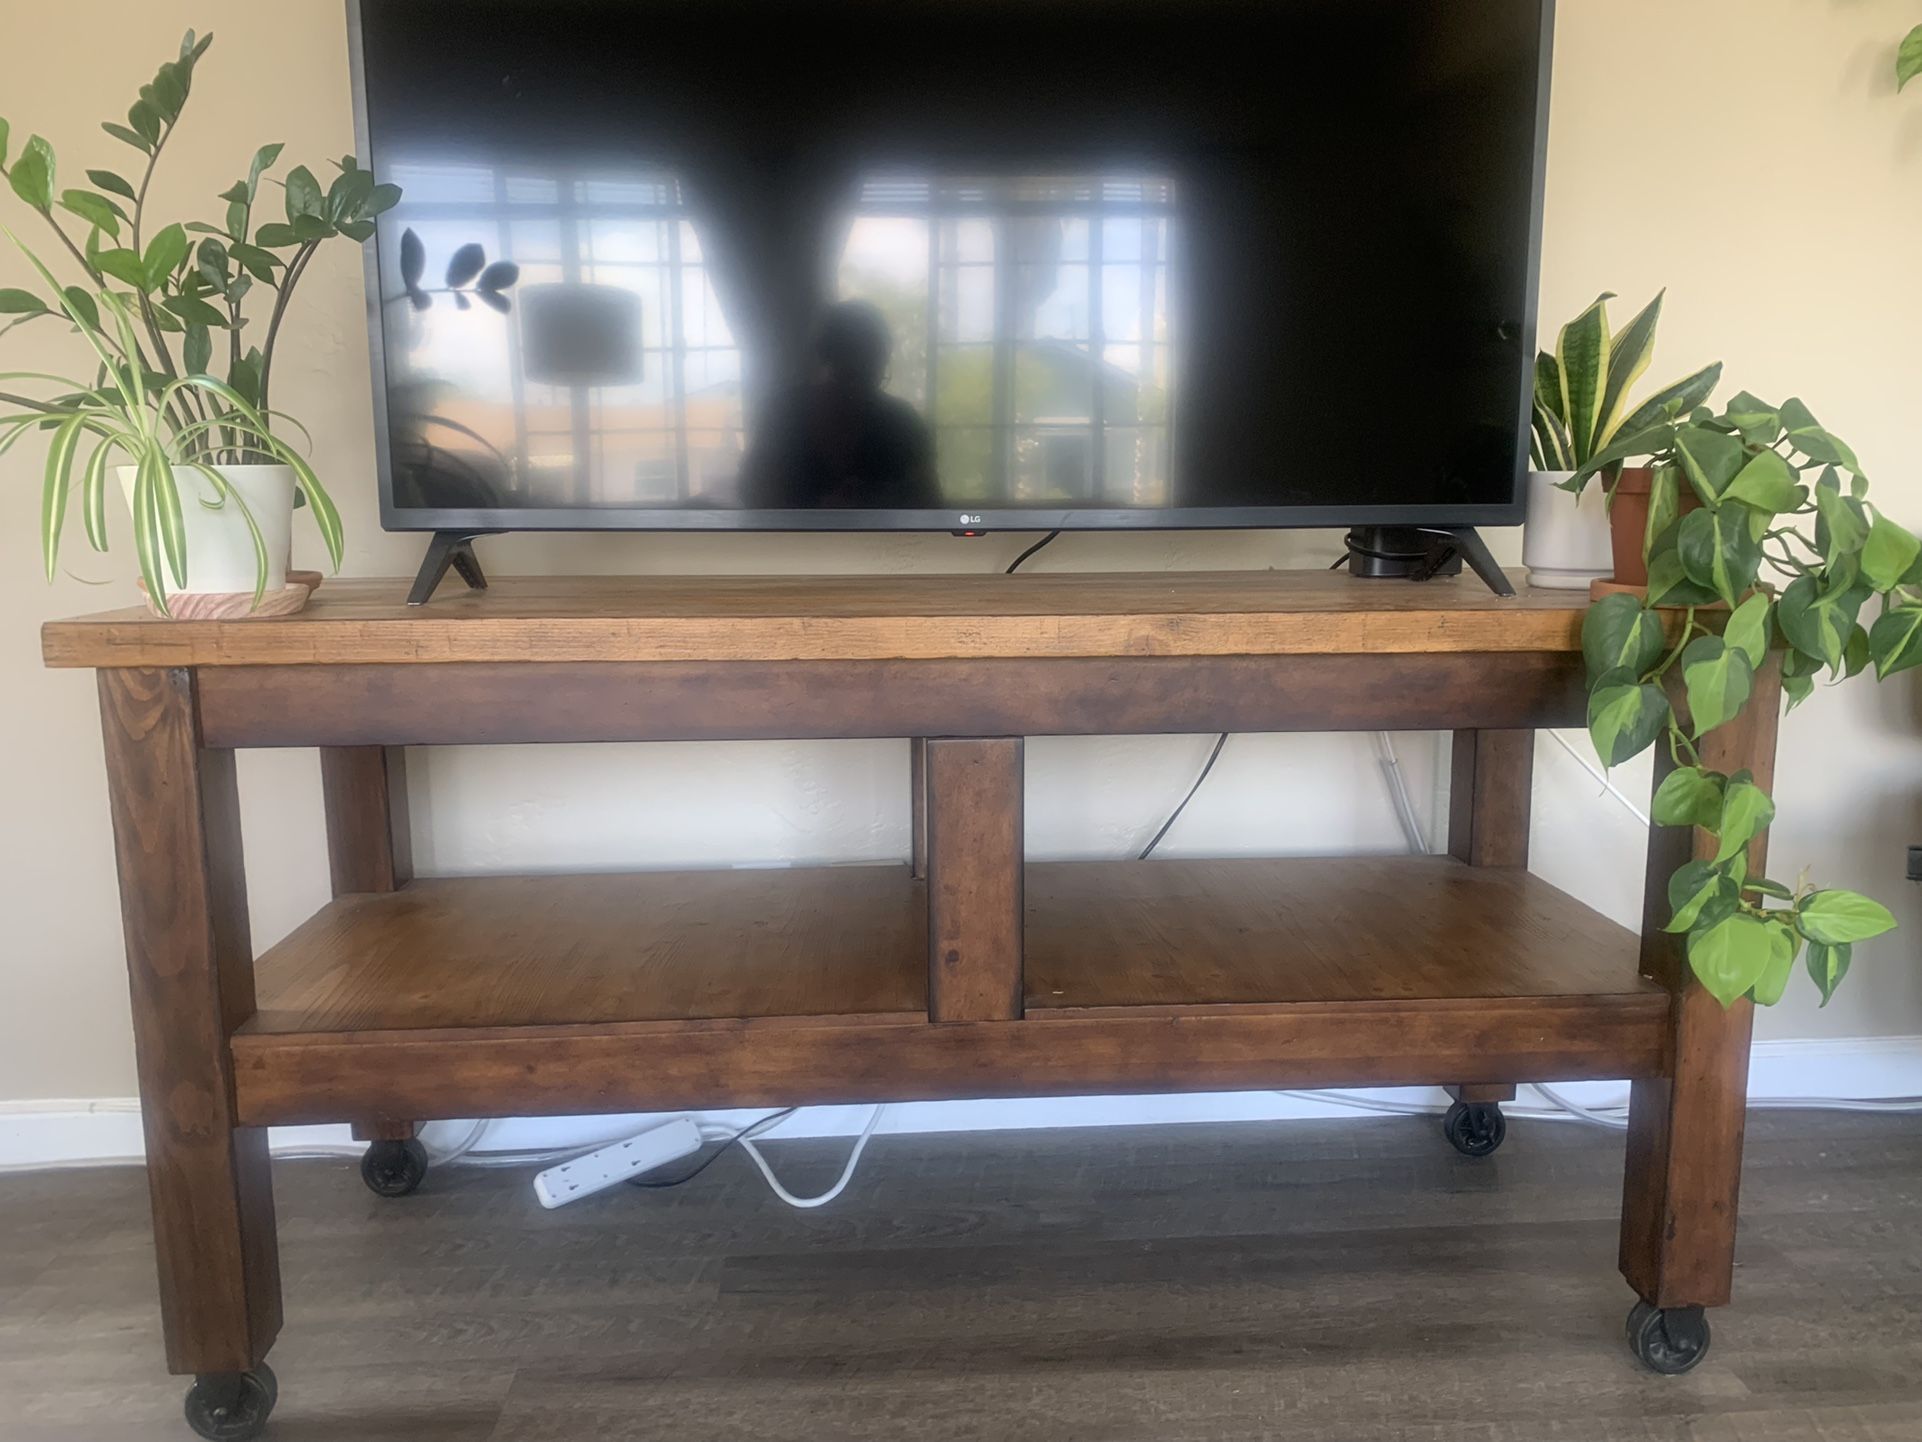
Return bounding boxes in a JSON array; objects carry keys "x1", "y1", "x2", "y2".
[
  {"x1": 1571, "y1": 395, "x2": 1910, "y2": 1008},
  {"x1": 0, "y1": 30, "x2": 395, "y2": 610}
]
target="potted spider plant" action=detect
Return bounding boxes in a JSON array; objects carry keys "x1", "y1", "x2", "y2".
[
  {"x1": 1527, "y1": 291, "x2": 1721, "y2": 590},
  {"x1": 1572, "y1": 393, "x2": 1911, "y2": 1006},
  {"x1": 0, "y1": 30, "x2": 398, "y2": 615}
]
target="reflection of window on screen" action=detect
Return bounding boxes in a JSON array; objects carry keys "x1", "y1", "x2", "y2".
[
  {"x1": 837, "y1": 176, "x2": 1176, "y2": 507},
  {"x1": 387, "y1": 162, "x2": 745, "y2": 507}
]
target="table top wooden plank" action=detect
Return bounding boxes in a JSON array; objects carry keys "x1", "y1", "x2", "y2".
[{"x1": 42, "y1": 570, "x2": 1591, "y2": 668}]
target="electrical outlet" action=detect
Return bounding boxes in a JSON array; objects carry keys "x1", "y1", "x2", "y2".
[{"x1": 532, "y1": 1117, "x2": 703, "y2": 1209}]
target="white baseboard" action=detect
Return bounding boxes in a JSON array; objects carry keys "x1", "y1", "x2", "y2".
[{"x1": 3, "y1": 1035, "x2": 1916, "y2": 1173}]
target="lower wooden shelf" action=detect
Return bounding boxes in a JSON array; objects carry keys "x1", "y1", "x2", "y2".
[{"x1": 231, "y1": 856, "x2": 1669, "y2": 1127}]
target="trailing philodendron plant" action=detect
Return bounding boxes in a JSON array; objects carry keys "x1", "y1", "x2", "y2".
[
  {"x1": 1570, "y1": 394, "x2": 1912, "y2": 1008},
  {"x1": 0, "y1": 30, "x2": 397, "y2": 611},
  {"x1": 1529, "y1": 291, "x2": 1721, "y2": 484}
]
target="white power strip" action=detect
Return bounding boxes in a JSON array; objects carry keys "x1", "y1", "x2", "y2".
[{"x1": 532, "y1": 1116, "x2": 703, "y2": 1209}]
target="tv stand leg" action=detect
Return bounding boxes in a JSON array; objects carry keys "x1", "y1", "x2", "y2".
[
  {"x1": 1437, "y1": 527, "x2": 1516, "y2": 598},
  {"x1": 408, "y1": 532, "x2": 492, "y2": 607}
]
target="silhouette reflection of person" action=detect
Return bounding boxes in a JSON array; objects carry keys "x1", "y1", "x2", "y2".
[{"x1": 743, "y1": 300, "x2": 940, "y2": 510}]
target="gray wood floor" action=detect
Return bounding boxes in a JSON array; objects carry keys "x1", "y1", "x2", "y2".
[{"x1": 2, "y1": 1113, "x2": 1920, "y2": 1442}]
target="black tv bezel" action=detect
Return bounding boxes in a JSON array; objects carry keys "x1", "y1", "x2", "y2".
[{"x1": 346, "y1": 0, "x2": 1555, "y2": 538}]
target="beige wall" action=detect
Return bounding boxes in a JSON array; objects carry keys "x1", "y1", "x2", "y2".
[{"x1": 1, "y1": 0, "x2": 1918, "y2": 1104}]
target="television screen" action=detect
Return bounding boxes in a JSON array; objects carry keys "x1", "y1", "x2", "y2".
[{"x1": 350, "y1": 0, "x2": 1551, "y2": 533}]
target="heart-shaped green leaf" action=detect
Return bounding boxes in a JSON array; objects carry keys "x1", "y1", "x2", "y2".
[
  {"x1": 1750, "y1": 921, "x2": 1800, "y2": 1006},
  {"x1": 1581, "y1": 593, "x2": 1666, "y2": 682},
  {"x1": 1780, "y1": 397, "x2": 1860, "y2": 472},
  {"x1": 1781, "y1": 648, "x2": 1818, "y2": 709},
  {"x1": 1805, "y1": 941, "x2": 1852, "y2": 1006},
  {"x1": 1651, "y1": 766, "x2": 1727, "y2": 829},
  {"x1": 1776, "y1": 574, "x2": 1868, "y2": 671},
  {"x1": 1687, "y1": 913, "x2": 1776, "y2": 1008},
  {"x1": 1714, "y1": 778, "x2": 1774, "y2": 864},
  {"x1": 1861, "y1": 515, "x2": 1920, "y2": 593},
  {"x1": 1681, "y1": 635, "x2": 1754, "y2": 737},
  {"x1": 1667, "y1": 859, "x2": 1737, "y2": 934},
  {"x1": 1721, "y1": 449, "x2": 1798, "y2": 513},
  {"x1": 1721, "y1": 592, "x2": 1772, "y2": 669},
  {"x1": 1672, "y1": 425, "x2": 1745, "y2": 507},
  {"x1": 1869, "y1": 606, "x2": 1922, "y2": 680},
  {"x1": 1722, "y1": 391, "x2": 1781, "y2": 446},
  {"x1": 1587, "y1": 677, "x2": 1670, "y2": 767},
  {"x1": 1815, "y1": 483, "x2": 1868, "y2": 562},
  {"x1": 1797, "y1": 890, "x2": 1897, "y2": 946},
  {"x1": 1678, "y1": 505, "x2": 1762, "y2": 607},
  {"x1": 1638, "y1": 464, "x2": 1681, "y2": 562}
]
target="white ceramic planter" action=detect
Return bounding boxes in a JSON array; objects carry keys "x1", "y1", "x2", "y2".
[
  {"x1": 116, "y1": 462, "x2": 297, "y2": 598},
  {"x1": 1522, "y1": 469, "x2": 1613, "y2": 590}
]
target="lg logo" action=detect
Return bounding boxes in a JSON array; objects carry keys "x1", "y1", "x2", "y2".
[{"x1": 958, "y1": 513, "x2": 982, "y2": 525}]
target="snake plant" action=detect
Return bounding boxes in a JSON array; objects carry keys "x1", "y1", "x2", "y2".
[{"x1": 1529, "y1": 291, "x2": 1722, "y2": 487}]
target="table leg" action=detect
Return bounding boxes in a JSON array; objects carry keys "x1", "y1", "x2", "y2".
[
  {"x1": 1620, "y1": 660, "x2": 1781, "y2": 1363},
  {"x1": 1443, "y1": 729, "x2": 1532, "y2": 1153},
  {"x1": 925, "y1": 737, "x2": 1024, "y2": 1022},
  {"x1": 321, "y1": 746, "x2": 432, "y2": 1197},
  {"x1": 98, "y1": 668, "x2": 281, "y2": 1381},
  {"x1": 909, "y1": 737, "x2": 928, "y2": 880},
  {"x1": 319, "y1": 745, "x2": 412, "y2": 896},
  {"x1": 1448, "y1": 728, "x2": 1533, "y2": 868}
]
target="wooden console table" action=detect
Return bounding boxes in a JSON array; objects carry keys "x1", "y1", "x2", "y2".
[{"x1": 42, "y1": 571, "x2": 1778, "y2": 1436}]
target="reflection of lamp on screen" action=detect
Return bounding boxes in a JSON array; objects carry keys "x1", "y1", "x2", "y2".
[{"x1": 519, "y1": 283, "x2": 643, "y2": 385}]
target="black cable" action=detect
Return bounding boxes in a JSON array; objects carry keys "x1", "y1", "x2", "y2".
[
  {"x1": 1001, "y1": 528, "x2": 1220, "y2": 860},
  {"x1": 1004, "y1": 530, "x2": 1061, "y2": 573},
  {"x1": 626, "y1": 1108, "x2": 798, "y2": 1190},
  {"x1": 1138, "y1": 733, "x2": 1228, "y2": 860}
]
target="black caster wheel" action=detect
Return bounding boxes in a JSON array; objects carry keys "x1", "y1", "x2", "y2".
[
  {"x1": 184, "y1": 1363, "x2": 277, "y2": 1441},
  {"x1": 1441, "y1": 1100, "x2": 1506, "y2": 1157},
  {"x1": 1626, "y1": 1301, "x2": 1711, "y2": 1374},
  {"x1": 361, "y1": 1137, "x2": 429, "y2": 1197}
]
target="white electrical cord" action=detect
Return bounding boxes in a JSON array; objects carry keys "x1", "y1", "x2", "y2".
[
  {"x1": 1544, "y1": 727, "x2": 1651, "y2": 826},
  {"x1": 425, "y1": 1118, "x2": 491, "y2": 1165},
  {"x1": 1375, "y1": 731, "x2": 1431, "y2": 854},
  {"x1": 1531, "y1": 1083, "x2": 1630, "y2": 1130},
  {"x1": 732, "y1": 1105, "x2": 885, "y2": 1209}
]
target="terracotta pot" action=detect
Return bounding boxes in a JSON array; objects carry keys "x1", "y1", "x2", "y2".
[{"x1": 1605, "y1": 466, "x2": 1700, "y2": 587}]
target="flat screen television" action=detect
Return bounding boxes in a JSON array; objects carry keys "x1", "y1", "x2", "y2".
[{"x1": 348, "y1": 0, "x2": 1552, "y2": 540}]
